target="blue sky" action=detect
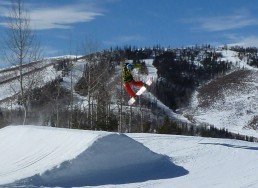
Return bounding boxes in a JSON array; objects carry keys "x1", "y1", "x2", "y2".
[{"x1": 1, "y1": 0, "x2": 258, "y2": 58}]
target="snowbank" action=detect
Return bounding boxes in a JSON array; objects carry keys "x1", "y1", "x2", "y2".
[{"x1": 0, "y1": 126, "x2": 187, "y2": 187}]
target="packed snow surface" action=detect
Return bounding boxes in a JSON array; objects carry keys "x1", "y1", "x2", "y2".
[
  {"x1": 0, "y1": 125, "x2": 257, "y2": 187},
  {"x1": 129, "y1": 134, "x2": 258, "y2": 188},
  {"x1": 0, "y1": 126, "x2": 185, "y2": 187}
]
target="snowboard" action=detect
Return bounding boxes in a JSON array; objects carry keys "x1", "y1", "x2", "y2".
[{"x1": 128, "y1": 77, "x2": 153, "y2": 105}]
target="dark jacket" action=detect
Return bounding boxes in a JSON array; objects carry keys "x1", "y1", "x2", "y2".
[{"x1": 122, "y1": 63, "x2": 141, "y2": 82}]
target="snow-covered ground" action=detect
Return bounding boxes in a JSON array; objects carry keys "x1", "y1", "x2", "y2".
[
  {"x1": 0, "y1": 57, "x2": 82, "y2": 109},
  {"x1": 218, "y1": 50, "x2": 255, "y2": 70},
  {"x1": 129, "y1": 133, "x2": 258, "y2": 188},
  {"x1": 46, "y1": 55, "x2": 82, "y2": 60},
  {"x1": 60, "y1": 59, "x2": 87, "y2": 90},
  {"x1": 187, "y1": 50, "x2": 258, "y2": 137},
  {"x1": 0, "y1": 63, "x2": 61, "y2": 109},
  {"x1": 0, "y1": 125, "x2": 257, "y2": 188}
]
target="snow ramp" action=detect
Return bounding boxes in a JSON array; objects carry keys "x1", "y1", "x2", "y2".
[{"x1": 0, "y1": 126, "x2": 188, "y2": 187}]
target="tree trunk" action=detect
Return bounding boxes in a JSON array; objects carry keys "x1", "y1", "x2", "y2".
[{"x1": 4, "y1": 0, "x2": 42, "y2": 126}]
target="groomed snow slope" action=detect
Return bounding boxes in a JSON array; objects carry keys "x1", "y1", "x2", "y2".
[
  {"x1": 126, "y1": 134, "x2": 258, "y2": 188},
  {"x1": 0, "y1": 126, "x2": 186, "y2": 187}
]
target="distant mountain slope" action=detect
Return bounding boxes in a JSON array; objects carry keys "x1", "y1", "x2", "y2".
[
  {"x1": 0, "y1": 58, "x2": 64, "y2": 103},
  {"x1": 186, "y1": 50, "x2": 258, "y2": 137},
  {"x1": 0, "y1": 47, "x2": 257, "y2": 138}
]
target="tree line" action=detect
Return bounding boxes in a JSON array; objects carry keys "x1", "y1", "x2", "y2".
[{"x1": 158, "y1": 116, "x2": 257, "y2": 142}]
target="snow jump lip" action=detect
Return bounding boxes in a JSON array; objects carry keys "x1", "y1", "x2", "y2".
[{"x1": 1, "y1": 126, "x2": 188, "y2": 187}]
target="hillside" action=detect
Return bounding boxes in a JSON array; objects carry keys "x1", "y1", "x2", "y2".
[
  {"x1": 0, "y1": 46, "x2": 258, "y2": 139},
  {"x1": 1, "y1": 1, "x2": 257, "y2": 187},
  {"x1": 186, "y1": 49, "x2": 258, "y2": 137},
  {"x1": 0, "y1": 52, "x2": 189, "y2": 131},
  {"x1": 0, "y1": 125, "x2": 257, "y2": 187}
]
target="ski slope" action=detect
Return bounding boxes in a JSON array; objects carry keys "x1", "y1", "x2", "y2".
[
  {"x1": 140, "y1": 59, "x2": 190, "y2": 123},
  {"x1": 0, "y1": 56, "x2": 83, "y2": 109},
  {"x1": 188, "y1": 49, "x2": 258, "y2": 137},
  {"x1": 130, "y1": 134, "x2": 258, "y2": 188},
  {"x1": 0, "y1": 125, "x2": 257, "y2": 187}
]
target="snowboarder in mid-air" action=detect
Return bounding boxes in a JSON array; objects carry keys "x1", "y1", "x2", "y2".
[
  {"x1": 122, "y1": 61, "x2": 151, "y2": 105},
  {"x1": 122, "y1": 62, "x2": 144, "y2": 99}
]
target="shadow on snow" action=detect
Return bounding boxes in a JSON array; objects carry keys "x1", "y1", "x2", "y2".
[
  {"x1": 5, "y1": 134, "x2": 188, "y2": 187},
  {"x1": 200, "y1": 142, "x2": 258, "y2": 151}
]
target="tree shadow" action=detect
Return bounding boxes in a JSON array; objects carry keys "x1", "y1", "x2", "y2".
[{"x1": 200, "y1": 143, "x2": 258, "y2": 151}]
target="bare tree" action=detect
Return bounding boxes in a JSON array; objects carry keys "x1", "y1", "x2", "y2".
[
  {"x1": 3, "y1": 0, "x2": 42, "y2": 124},
  {"x1": 80, "y1": 37, "x2": 101, "y2": 129}
]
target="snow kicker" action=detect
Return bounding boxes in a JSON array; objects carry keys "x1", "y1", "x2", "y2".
[{"x1": 0, "y1": 126, "x2": 188, "y2": 187}]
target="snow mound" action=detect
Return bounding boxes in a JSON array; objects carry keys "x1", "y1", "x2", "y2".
[{"x1": 0, "y1": 126, "x2": 187, "y2": 187}]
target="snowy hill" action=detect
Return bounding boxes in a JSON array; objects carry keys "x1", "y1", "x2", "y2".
[
  {"x1": 186, "y1": 49, "x2": 258, "y2": 137},
  {"x1": 0, "y1": 54, "x2": 188, "y2": 128},
  {"x1": 1, "y1": 47, "x2": 258, "y2": 139},
  {"x1": 0, "y1": 125, "x2": 257, "y2": 187},
  {"x1": 0, "y1": 57, "x2": 67, "y2": 104}
]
